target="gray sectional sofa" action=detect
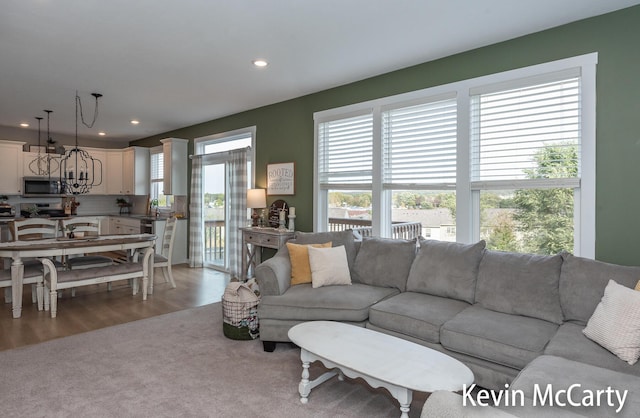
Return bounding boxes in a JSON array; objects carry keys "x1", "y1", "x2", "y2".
[{"x1": 255, "y1": 230, "x2": 640, "y2": 417}]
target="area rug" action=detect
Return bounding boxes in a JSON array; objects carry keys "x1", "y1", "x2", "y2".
[{"x1": 0, "y1": 303, "x2": 428, "y2": 417}]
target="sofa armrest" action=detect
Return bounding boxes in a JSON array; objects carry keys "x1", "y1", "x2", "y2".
[{"x1": 255, "y1": 250, "x2": 291, "y2": 296}]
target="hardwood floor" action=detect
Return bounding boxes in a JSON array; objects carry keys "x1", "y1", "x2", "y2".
[{"x1": 0, "y1": 264, "x2": 231, "y2": 351}]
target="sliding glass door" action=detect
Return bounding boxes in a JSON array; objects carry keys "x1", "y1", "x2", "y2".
[{"x1": 194, "y1": 128, "x2": 254, "y2": 272}]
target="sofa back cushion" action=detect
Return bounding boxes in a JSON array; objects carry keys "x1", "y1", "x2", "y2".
[
  {"x1": 560, "y1": 252, "x2": 640, "y2": 325},
  {"x1": 475, "y1": 250, "x2": 564, "y2": 324},
  {"x1": 294, "y1": 230, "x2": 357, "y2": 269},
  {"x1": 351, "y1": 237, "x2": 417, "y2": 291},
  {"x1": 406, "y1": 239, "x2": 486, "y2": 303}
]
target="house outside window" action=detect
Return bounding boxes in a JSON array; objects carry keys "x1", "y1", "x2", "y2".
[{"x1": 314, "y1": 53, "x2": 596, "y2": 258}]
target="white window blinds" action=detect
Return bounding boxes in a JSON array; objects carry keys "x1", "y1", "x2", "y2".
[
  {"x1": 383, "y1": 98, "x2": 457, "y2": 189},
  {"x1": 470, "y1": 75, "x2": 581, "y2": 185},
  {"x1": 150, "y1": 151, "x2": 164, "y2": 181},
  {"x1": 317, "y1": 113, "x2": 373, "y2": 188}
]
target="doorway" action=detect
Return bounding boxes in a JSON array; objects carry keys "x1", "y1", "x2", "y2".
[{"x1": 194, "y1": 128, "x2": 254, "y2": 272}]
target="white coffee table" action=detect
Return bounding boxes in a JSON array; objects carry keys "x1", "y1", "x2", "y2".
[{"x1": 288, "y1": 321, "x2": 474, "y2": 418}]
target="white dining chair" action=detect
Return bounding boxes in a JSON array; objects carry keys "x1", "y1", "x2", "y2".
[
  {"x1": 1, "y1": 262, "x2": 45, "y2": 310},
  {"x1": 9, "y1": 218, "x2": 62, "y2": 305},
  {"x1": 149, "y1": 216, "x2": 177, "y2": 294},
  {"x1": 60, "y1": 217, "x2": 114, "y2": 270}
]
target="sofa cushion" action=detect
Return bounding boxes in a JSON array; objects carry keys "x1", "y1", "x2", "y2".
[
  {"x1": 258, "y1": 283, "x2": 398, "y2": 323},
  {"x1": 546, "y1": 322, "x2": 640, "y2": 377},
  {"x1": 406, "y1": 239, "x2": 485, "y2": 303},
  {"x1": 441, "y1": 305, "x2": 559, "y2": 370},
  {"x1": 369, "y1": 292, "x2": 470, "y2": 344},
  {"x1": 560, "y1": 252, "x2": 640, "y2": 325},
  {"x1": 475, "y1": 250, "x2": 564, "y2": 324},
  {"x1": 510, "y1": 355, "x2": 640, "y2": 418},
  {"x1": 351, "y1": 236, "x2": 416, "y2": 291},
  {"x1": 295, "y1": 230, "x2": 357, "y2": 269},
  {"x1": 308, "y1": 245, "x2": 352, "y2": 288},
  {"x1": 583, "y1": 279, "x2": 640, "y2": 365},
  {"x1": 287, "y1": 241, "x2": 332, "y2": 285}
]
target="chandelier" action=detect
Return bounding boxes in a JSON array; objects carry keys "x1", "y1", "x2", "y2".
[
  {"x1": 59, "y1": 91, "x2": 103, "y2": 194},
  {"x1": 27, "y1": 111, "x2": 59, "y2": 177}
]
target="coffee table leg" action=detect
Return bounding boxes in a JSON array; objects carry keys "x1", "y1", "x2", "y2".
[
  {"x1": 298, "y1": 349, "x2": 339, "y2": 405},
  {"x1": 299, "y1": 359, "x2": 311, "y2": 404},
  {"x1": 388, "y1": 386, "x2": 412, "y2": 418}
]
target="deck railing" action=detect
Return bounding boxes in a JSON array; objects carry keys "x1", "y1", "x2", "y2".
[
  {"x1": 328, "y1": 218, "x2": 422, "y2": 240},
  {"x1": 203, "y1": 218, "x2": 423, "y2": 263},
  {"x1": 204, "y1": 219, "x2": 225, "y2": 263}
]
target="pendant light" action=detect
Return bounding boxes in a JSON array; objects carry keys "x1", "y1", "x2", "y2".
[
  {"x1": 27, "y1": 114, "x2": 59, "y2": 177},
  {"x1": 59, "y1": 91, "x2": 103, "y2": 194}
]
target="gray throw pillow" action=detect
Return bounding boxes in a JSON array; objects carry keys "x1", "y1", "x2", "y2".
[
  {"x1": 475, "y1": 250, "x2": 564, "y2": 324},
  {"x1": 406, "y1": 239, "x2": 486, "y2": 303},
  {"x1": 351, "y1": 237, "x2": 417, "y2": 291}
]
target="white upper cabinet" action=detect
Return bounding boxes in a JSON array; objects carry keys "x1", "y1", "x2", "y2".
[
  {"x1": 123, "y1": 146, "x2": 150, "y2": 195},
  {"x1": 160, "y1": 138, "x2": 188, "y2": 196},
  {"x1": 105, "y1": 147, "x2": 149, "y2": 195},
  {"x1": 105, "y1": 150, "x2": 125, "y2": 194},
  {"x1": 0, "y1": 141, "x2": 25, "y2": 195}
]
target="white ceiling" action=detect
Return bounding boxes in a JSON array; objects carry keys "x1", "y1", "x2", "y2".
[{"x1": 1, "y1": 0, "x2": 639, "y2": 145}]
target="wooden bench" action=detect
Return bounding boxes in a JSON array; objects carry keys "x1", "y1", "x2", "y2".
[{"x1": 40, "y1": 247, "x2": 154, "y2": 318}]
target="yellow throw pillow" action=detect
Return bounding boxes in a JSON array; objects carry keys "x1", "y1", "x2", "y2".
[
  {"x1": 635, "y1": 280, "x2": 640, "y2": 291},
  {"x1": 288, "y1": 241, "x2": 332, "y2": 285}
]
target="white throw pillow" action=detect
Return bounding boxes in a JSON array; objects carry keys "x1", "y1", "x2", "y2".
[
  {"x1": 307, "y1": 245, "x2": 352, "y2": 288},
  {"x1": 583, "y1": 279, "x2": 640, "y2": 365}
]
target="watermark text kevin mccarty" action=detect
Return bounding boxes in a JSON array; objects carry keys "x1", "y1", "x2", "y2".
[{"x1": 462, "y1": 383, "x2": 628, "y2": 414}]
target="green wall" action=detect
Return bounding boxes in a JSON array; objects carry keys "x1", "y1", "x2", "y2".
[{"x1": 133, "y1": 6, "x2": 640, "y2": 265}]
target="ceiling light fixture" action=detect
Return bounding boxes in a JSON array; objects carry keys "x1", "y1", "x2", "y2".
[
  {"x1": 59, "y1": 91, "x2": 103, "y2": 194},
  {"x1": 130, "y1": 119, "x2": 140, "y2": 125},
  {"x1": 27, "y1": 115, "x2": 58, "y2": 177},
  {"x1": 252, "y1": 59, "x2": 268, "y2": 68},
  {"x1": 98, "y1": 131, "x2": 106, "y2": 136},
  {"x1": 20, "y1": 123, "x2": 29, "y2": 127}
]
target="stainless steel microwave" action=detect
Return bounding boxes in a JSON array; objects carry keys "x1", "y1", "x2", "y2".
[{"x1": 23, "y1": 177, "x2": 66, "y2": 197}]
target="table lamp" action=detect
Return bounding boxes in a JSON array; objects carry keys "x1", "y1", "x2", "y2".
[{"x1": 247, "y1": 188, "x2": 267, "y2": 227}]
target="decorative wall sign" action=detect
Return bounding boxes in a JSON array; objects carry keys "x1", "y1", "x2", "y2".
[{"x1": 267, "y1": 162, "x2": 295, "y2": 195}]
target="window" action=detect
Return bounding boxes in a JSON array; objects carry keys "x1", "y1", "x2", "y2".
[
  {"x1": 150, "y1": 146, "x2": 172, "y2": 207},
  {"x1": 314, "y1": 54, "x2": 596, "y2": 257}
]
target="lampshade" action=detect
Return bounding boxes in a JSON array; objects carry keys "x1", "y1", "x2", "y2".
[{"x1": 247, "y1": 188, "x2": 267, "y2": 208}]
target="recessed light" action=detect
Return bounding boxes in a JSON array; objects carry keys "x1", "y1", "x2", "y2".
[
  {"x1": 130, "y1": 120, "x2": 140, "y2": 125},
  {"x1": 20, "y1": 122, "x2": 29, "y2": 127},
  {"x1": 252, "y1": 59, "x2": 268, "y2": 68},
  {"x1": 98, "y1": 132, "x2": 106, "y2": 136}
]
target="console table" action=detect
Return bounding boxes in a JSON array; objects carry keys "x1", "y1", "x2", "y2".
[{"x1": 240, "y1": 227, "x2": 293, "y2": 280}]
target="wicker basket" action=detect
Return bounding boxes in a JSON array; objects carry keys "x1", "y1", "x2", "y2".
[{"x1": 222, "y1": 282, "x2": 260, "y2": 340}]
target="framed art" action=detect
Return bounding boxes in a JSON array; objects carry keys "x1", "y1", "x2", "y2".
[{"x1": 267, "y1": 162, "x2": 295, "y2": 195}]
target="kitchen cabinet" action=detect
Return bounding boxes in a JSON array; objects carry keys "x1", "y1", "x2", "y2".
[
  {"x1": 0, "y1": 140, "x2": 25, "y2": 195},
  {"x1": 123, "y1": 147, "x2": 150, "y2": 195},
  {"x1": 105, "y1": 150, "x2": 124, "y2": 194},
  {"x1": 105, "y1": 147, "x2": 149, "y2": 195},
  {"x1": 153, "y1": 218, "x2": 188, "y2": 264},
  {"x1": 160, "y1": 138, "x2": 188, "y2": 196},
  {"x1": 109, "y1": 217, "x2": 140, "y2": 235}
]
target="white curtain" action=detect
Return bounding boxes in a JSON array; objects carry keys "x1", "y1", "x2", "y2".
[
  {"x1": 225, "y1": 148, "x2": 247, "y2": 279},
  {"x1": 189, "y1": 147, "x2": 248, "y2": 276},
  {"x1": 189, "y1": 155, "x2": 204, "y2": 268}
]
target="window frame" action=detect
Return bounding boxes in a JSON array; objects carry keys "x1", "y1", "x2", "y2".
[{"x1": 314, "y1": 53, "x2": 597, "y2": 258}]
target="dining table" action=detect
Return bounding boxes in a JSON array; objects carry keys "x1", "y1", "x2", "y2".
[{"x1": 0, "y1": 233, "x2": 157, "y2": 318}]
